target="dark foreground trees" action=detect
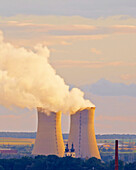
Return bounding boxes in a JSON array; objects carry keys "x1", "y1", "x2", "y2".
[{"x1": 0, "y1": 155, "x2": 135, "y2": 170}]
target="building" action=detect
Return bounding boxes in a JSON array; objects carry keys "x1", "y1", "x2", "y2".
[
  {"x1": 0, "y1": 149, "x2": 18, "y2": 154},
  {"x1": 32, "y1": 107, "x2": 65, "y2": 157},
  {"x1": 68, "y1": 107, "x2": 101, "y2": 159},
  {"x1": 64, "y1": 143, "x2": 70, "y2": 157},
  {"x1": 64, "y1": 143, "x2": 75, "y2": 157},
  {"x1": 70, "y1": 143, "x2": 76, "y2": 158}
]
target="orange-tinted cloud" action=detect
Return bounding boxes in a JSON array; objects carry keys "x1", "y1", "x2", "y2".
[
  {"x1": 111, "y1": 25, "x2": 136, "y2": 34},
  {"x1": 96, "y1": 115, "x2": 136, "y2": 123},
  {"x1": 120, "y1": 74, "x2": 136, "y2": 81},
  {"x1": 52, "y1": 60, "x2": 136, "y2": 68},
  {"x1": 91, "y1": 48, "x2": 102, "y2": 55}
]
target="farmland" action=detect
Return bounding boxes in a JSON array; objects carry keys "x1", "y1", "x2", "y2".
[
  {"x1": 0, "y1": 133, "x2": 136, "y2": 162},
  {"x1": 0, "y1": 137, "x2": 35, "y2": 146}
]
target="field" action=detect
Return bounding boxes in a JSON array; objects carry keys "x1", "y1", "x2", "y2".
[
  {"x1": 0, "y1": 137, "x2": 135, "y2": 162},
  {"x1": 0, "y1": 137, "x2": 35, "y2": 145},
  {"x1": 97, "y1": 139, "x2": 136, "y2": 143}
]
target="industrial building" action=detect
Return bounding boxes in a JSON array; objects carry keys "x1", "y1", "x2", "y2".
[
  {"x1": 32, "y1": 107, "x2": 100, "y2": 159},
  {"x1": 0, "y1": 149, "x2": 18, "y2": 155},
  {"x1": 32, "y1": 108, "x2": 65, "y2": 157},
  {"x1": 68, "y1": 107, "x2": 100, "y2": 159},
  {"x1": 64, "y1": 143, "x2": 75, "y2": 157}
]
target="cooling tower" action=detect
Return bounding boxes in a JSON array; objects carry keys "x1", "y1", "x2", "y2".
[
  {"x1": 68, "y1": 107, "x2": 101, "y2": 159},
  {"x1": 32, "y1": 108, "x2": 65, "y2": 157}
]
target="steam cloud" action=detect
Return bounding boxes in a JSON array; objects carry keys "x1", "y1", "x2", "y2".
[{"x1": 0, "y1": 31, "x2": 94, "y2": 114}]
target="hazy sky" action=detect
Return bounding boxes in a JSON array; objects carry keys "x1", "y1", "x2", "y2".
[
  {"x1": 0, "y1": 0, "x2": 136, "y2": 133},
  {"x1": 1, "y1": 15, "x2": 136, "y2": 85},
  {"x1": 0, "y1": 0, "x2": 136, "y2": 18}
]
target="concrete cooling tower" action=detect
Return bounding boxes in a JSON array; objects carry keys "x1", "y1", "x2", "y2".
[
  {"x1": 68, "y1": 107, "x2": 101, "y2": 159},
  {"x1": 32, "y1": 108, "x2": 65, "y2": 157}
]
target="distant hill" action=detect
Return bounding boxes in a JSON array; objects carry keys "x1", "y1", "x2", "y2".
[{"x1": 0, "y1": 132, "x2": 136, "y2": 140}]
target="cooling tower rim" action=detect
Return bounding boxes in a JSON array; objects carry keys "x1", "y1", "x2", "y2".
[
  {"x1": 73, "y1": 106, "x2": 96, "y2": 113},
  {"x1": 37, "y1": 107, "x2": 95, "y2": 115},
  {"x1": 37, "y1": 107, "x2": 62, "y2": 115}
]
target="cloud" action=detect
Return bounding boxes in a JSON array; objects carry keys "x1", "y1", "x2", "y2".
[
  {"x1": 91, "y1": 48, "x2": 102, "y2": 55},
  {"x1": 96, "y1": 115, "x2": 136, "y2": 123},
  {"x1": 0, "y1": 0, "x2": 136, "y2": 18},
  {"x1": 120, "y1": 74, "x2": 136, "y2": 81},
  {"x1": 52, "y1": 60, "x2": 136, "y2": 68},
  {"x1": 0, "y1": 15, "x2": 136, "y2": 86},
  {"x1": 1, "y1": 15, "x2": 136, "y2": 37},
  {"x1": 111, "y1": 25, "x2": 136, "y2": 34},
  {"x1": 81, "y1": 78, "x2": 136, "y2": 97},
  {"x1": 0, "y1": 30, "x2": 94, "y2": 114}
]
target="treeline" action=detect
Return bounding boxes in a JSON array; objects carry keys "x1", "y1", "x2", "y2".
[
  {"x1": 0, "y1": 132, "x2": 136, "y2": 140},
  {"x1": 0, "y1": 132, "x2": 36, "y2": 139},
  {"x1": 0, "y1": 155, "x2": 135, "y2": 170},
  {"x1": 96, "y1": 134, "x2": 136, "y2": 139},
  {"x1": 0, "y1": 132, "x2": 68, "y2": 139}
]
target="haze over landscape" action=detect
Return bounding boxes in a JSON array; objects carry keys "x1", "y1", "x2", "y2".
[{"x1": 0, "y1": 0, "x2": 136, "y2": 134}]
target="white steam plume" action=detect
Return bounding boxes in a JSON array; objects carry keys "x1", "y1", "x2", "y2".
[{"x1": 0, "y1": 31, "x2": 94, "y2": 114}]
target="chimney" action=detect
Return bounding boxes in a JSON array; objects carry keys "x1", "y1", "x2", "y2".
[{"x1": 115, "y1": 140, "x2": 119, "y2": 170}]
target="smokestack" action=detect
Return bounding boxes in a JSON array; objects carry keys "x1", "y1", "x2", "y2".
[
  {"x1": 68, "y1": 107, "x2": 100, "y2": 159},
  {"x1": 32, "y1": 108, "x2": 65, "y2": 157},
  {"x1": 115, "y1": 140, "x2": 119, "y2": 170}
]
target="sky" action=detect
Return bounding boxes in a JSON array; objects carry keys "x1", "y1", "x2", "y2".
[{"x1": 0, "y1": 0, "x2": 136, "y2": 133}]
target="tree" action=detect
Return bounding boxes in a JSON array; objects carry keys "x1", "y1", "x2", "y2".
[
  {"x1": 108, "y1": 160, "x2": 124, "y2": 170},
  {"x1": 124, "y1": 162, "x2": 136, "y2": 170},
  {"x1": 85, "y1": 157, "x2": 107, "y2": 170},
  {"x1": 0, "y1": 165, "x2": 4, "y2": 170}
]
